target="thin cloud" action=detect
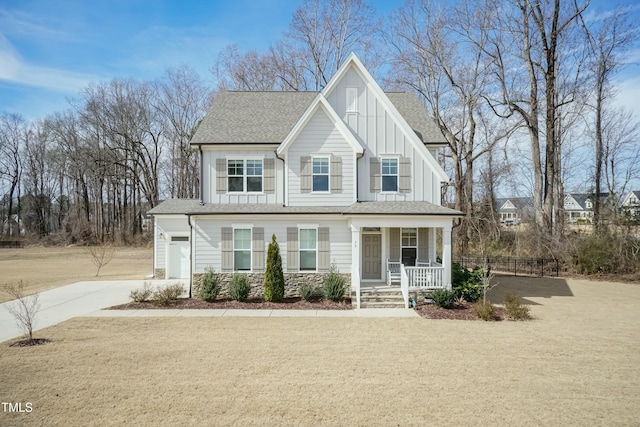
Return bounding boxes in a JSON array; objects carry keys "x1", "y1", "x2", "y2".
[{"x1": 0, "y1": 35, "x2": 100, "y2": 93}]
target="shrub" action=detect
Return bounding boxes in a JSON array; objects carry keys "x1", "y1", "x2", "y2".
[
  {"x1": 264, "y1": 234, "x2": 285, "y2": 302},
  {"x1": 452, "y1": 265, "x2": 488, "y2": 302},
  {"x1": 299, "y1": 281, "x2": 316, "y2": 301},
  {"x1": 473, "y1": 300, "x2": 495, "y2": 321},
  {"x1": 229, "y1": 274, "x2": 251, "y2": 302},
  {"x1": 152, "y1": 282, "x2": 184, "y2": 306},
  {"x1": 430, "y1": 288, "x2": 455, "y2": 309},
  {"x1": 130, "y1": 281, "x2": 153, "y2": 303},
  {"x1": 503, "y1": 291, "x2": 531, "y2": 320},
  {"x1": 199, "y1": 268, "x2": 221, "y2": 302},
  {"x1": 323, "y1": 264, "x2": 346, "y2": 302}
]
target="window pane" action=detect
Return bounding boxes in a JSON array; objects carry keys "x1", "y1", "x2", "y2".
[
  {"x1": 402, "y1": 228, "x2": 417, "y2": 246},
  {"x1": 246, "y1": 160, "x2": 262, "y2": 176},
  {"x1": 313, "y1": 175, "x2": 329, "y2": 192},
  {"x1": 299, "y1": 229, "x2": 317, "y2": 250},
  {"x1": 300, "y1": 250, "x2": 317, "y2": 270},
  {"x1": 312, "y1": 158, "x2": 329, "y2": 174},
  {"x1": 382, "y1": 158, "x2": 398, "y2": 174},
  {"x1": 382, "y1": 176, "x2": 398, "y2": 192},
  {"x1": 234, "y1": 229, "x2": 251, "y2": 250},
  {"x1": 228, "y1": 160, "x2": 243, "y2": 176},
  {"x1": 228, "y1": 177, "x2": 243, "y2": 192},
  {"x1": 247, "y1": 176, "x2": 262, "y2": 192},
  {"x1": 234, "y1": 251, "x2": 251, "y2": 271}
]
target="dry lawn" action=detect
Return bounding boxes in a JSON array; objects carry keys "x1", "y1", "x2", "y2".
[
  {"x1": 0, "y1": 246, "x2": 152, "y2": 303},
  {"x1": 1, "y1": 276, "x2": 639, "y2": 426}
]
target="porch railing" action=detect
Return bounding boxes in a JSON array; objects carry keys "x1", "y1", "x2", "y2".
[
  {"x1": 404, "y1": 266, "x2": 447, "y2": 290},
  {"x1": 400, "y1": 264, "x2": 409, "y2": 309}
]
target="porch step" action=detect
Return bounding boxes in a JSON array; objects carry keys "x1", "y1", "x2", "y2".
[{"x1": 358, "y1": 286, "x2": 406, "y2": 309}]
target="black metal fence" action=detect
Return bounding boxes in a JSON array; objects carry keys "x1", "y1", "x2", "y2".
[
  {"x1": 0, "y1": 240, "x2": 24, "y2": 248},
  {"x1": 455, "y1": 255, "x2": 559, "y2": 277}
]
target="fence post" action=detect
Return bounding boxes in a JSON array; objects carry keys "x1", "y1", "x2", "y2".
[{"x1": 541, "y1": 259, "x2": 544, "y2": 277}]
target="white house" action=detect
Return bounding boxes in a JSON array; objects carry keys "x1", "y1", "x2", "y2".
[
  {"x1": 620, "y1": 190, "x2": 640, "y2": 220},
  {"x1": 148, "y1": 53, "x2": 462, "y2": 308}
]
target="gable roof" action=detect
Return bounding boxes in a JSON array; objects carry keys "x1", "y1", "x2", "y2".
[
  {"x1": 190, "y1": 91, "x2": 446, "y2": 145},
  {"x1": 276, "y1": 94, "x2": 364, "y2": 156},
  {"x1": 621, "y1": 190, "x2": 640, "y2": 206},
  {"x1": 496, "y1": 197, "x2": 533, "y2": 211}
]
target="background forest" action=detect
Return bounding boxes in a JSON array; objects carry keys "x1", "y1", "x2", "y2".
[{"x1": 1, "y1": 0, "x2": 639, "y2": 276}]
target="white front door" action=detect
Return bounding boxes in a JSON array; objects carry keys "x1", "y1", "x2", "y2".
[
  {"x1": 362, "y1": 234, "x2": 382, "y2": 280},
  {"x1": 167, "y1": 236, "x2": 190, "y2": 279}
]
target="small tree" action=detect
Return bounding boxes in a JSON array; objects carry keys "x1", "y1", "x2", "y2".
[
  {"x1": 3, "y1": 281, "x2": 40, "y2": 342},
  {"x1": 85, "y1": 245, "x2": 115, "y2": 276},
  {"x1": 264, "y1": 234, "x2": 285, "y2": 302}
]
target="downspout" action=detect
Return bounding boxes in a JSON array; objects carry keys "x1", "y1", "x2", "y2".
[
  {"x1": 187, "y1": 214, "x2": 194, "y2": 298},
  {"x1": 198, "y1": 145, "x2": 204, "y2": 205},
  {"x1": 275, "y1": 150, "x2": 286, "y2": 206}
]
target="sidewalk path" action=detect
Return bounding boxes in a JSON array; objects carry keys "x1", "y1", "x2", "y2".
[{"x1": 1, "y1": 280, "x2": 418, "y2": 343}]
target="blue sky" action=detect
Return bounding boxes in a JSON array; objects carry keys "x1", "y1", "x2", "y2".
[{"x1": 0, "y1": 0, "x2": 638, "y2": 123}]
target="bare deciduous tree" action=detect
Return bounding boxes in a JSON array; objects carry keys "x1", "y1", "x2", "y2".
[{"x1": 3, "y1": 281, "x2": 41, "y2": 342}]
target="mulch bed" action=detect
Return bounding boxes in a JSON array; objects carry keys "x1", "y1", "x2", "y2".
[
  {"x1": 10, "y1": 338, "x2": 51, "y2": 347},
  {"x1": 109, "y1": 297, "x2": 353, "y2": 311},
  {"x1": 414, "y1": 301, "x2": 505, "y2": 321}
]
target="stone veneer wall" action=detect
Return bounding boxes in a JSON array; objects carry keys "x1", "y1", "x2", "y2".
[
  {"x1": 191, "y1": 272, "x2": 351, "y2": 300},
  {"x1": 154, "y1": 268, "x2": 166, "y2": 279}
]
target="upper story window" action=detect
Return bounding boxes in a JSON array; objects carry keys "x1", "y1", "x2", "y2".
[
  {"x1": 381, "y1": 158, "x2": 399, "y2": 192},
  {"x1": 312, "y1": 157, "x2": 330, "y2": 192},
  {"x1": 233, "y1": 228, "x2": 252, "y2": 271},
  {"x1": 585, "y1": 199, "x2": 592, "y2": 209},
  {"x1": 228, "y1": 159, "x2": 263, "y2": 193},
  {"x1": 346, "y1": 87, "x2": 358, "y2": 113},
  {"x1": 299, "y1": 228, "x2": 317, "y2": 271}
]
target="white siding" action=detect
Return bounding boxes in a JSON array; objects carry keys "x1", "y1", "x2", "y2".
[
  {"x1": 287, "y1": 107, "x2": 356, "y2": 206},
  {"x1": 192, "y1": 216, "x2": 351, "y2": 274},
  {"x1": 325, "y1": 65, "x2": 441, "y2": 204},
  {"x1": 202, "y1": 148, "x2": 282, "y2": 205},
  {"x1": 155, "y1": 217, "x2": 190, "y2": 269}
]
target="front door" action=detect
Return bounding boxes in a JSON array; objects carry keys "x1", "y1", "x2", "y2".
[
  {"x1": 362, "y1": 234, "x2": 382, "y2": 280},
  {"x1": 168, "y1": 236, "x2": 190, "y2": 279}
]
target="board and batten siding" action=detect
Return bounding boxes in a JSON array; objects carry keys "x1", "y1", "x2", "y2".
[
  {"x1": 192, "y1": 217, "x2": 351, "y2": 274},
  {"x1": 324, "y1": 65, "x2": 441, "y2": 204},
  {"x1": 154, "y1": 217, "x2": 190, "y2": 269},
  {"x1": 286, "y1": 108, "x2": 356, "y2": 206},
  {"x1": 201, "y1": 148, "x2": 282, "y2": 205}
]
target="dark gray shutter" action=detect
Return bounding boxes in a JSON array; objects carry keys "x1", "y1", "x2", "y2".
[
  {"x1": 370, "y1": 157, "x2": 380, "y2": 193},
  {"x1": 221, "y1": 227, "x2": 233, "y2": 271},
  {"x1": 286, "y1": 227, "x2": 299, "y2": 272},
  {"x1": 318, "y1": 227, "x2": 330, "y2": 272},
  {"x1": 216, "y1": 158, "x2": 227, "y2": 194},
  {"x1": 399, "y1": 157, "x2": 411, "y2": 193},
  {"x1": 300, "y1": 157, "x2": 311, "y2": 193},
  {"x1": 389, "y1": 228, "x2": 400, "y2": 260},
  {"x1": 418, "y1": 228, "x2": 429, "y2": 261},
  {"x1": 263, "y1": 158, "x2": 275, "y2": 194},
  {"x1": 330, "y1": 156, "x2": 342, "y2": 193},
  {"x1": 252, "y1": 228, "x2": 265, "y2": 272}
]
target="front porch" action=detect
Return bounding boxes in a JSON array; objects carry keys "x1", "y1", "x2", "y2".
[{"x1": 348, "y1": 219, "x2": 453, "y2": 309}]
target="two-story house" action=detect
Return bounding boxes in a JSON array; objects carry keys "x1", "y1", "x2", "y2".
[{"x1": 148, "y1": 53, "x2": 461, "y2": 308}]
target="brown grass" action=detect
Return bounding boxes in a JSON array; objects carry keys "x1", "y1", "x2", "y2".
[
  {"x1": 1, "y1": 277, "x2": 639, "y2": 426},
  {"x1": 0, "y1": 246, "x2": 152, "y2": 303}
]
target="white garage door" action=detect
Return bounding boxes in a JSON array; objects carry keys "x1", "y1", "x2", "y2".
[{"x1": 167, "y1": 236, "x2": 190, "y2": 279}]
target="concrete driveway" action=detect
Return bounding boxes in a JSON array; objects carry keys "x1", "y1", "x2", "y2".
[{"x1": 0, "y1": 280, "x2": 178, "y2": 343}]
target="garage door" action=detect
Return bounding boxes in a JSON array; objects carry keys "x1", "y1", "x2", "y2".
[{"x1": 167, "y1": 236, "x2": 190, "y2": 279}]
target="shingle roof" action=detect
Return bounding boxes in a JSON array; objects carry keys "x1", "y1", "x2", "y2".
[
  {"x1": 190, "y1": 91, "x2": 447, "y2": 145},
  {"x1": 148, "y1": 199, "x2": 462, "y2": 216}
]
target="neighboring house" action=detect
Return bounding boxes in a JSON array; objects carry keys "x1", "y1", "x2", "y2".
[
  {"x1": 148, "y1": 53, "x2": 461, "y2": 308},
  {"x1": 564, "y1": 193, "x2": 594, "y2": 223},
  {"x1": 496, "y1": 198, "x2": 533, "y2": 226},
  {"x1": 620, "y1": 190, "x2": 640, "y2": 220}
]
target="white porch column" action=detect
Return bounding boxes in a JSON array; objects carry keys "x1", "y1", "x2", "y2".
[
  {"x1": 428, "y1": 228, "x2": 436, "y2": 262},
  {"x1": 443, "y1": 224, "x2": 452, "y2": 287},
  {"x1": 350, "y1": 224, "x2": 361, "y2": 309}
]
